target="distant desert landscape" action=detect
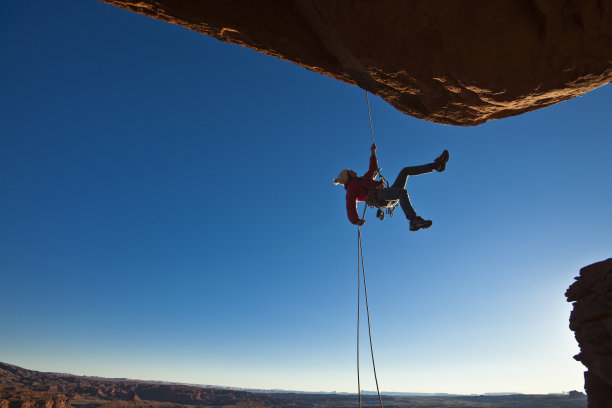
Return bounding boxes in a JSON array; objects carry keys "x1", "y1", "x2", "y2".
[{"x1": 0, "y1": 362, "x2": 586, "y2": 408}]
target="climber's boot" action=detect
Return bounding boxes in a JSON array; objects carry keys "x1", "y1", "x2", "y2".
[
  {"x1": 434, "y1": 150, "x2": 449, "y2": 172},
  {"x1": 409, "y1": 216, "x2": 433, "y2": 231}
]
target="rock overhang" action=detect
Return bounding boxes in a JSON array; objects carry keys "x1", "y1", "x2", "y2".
[{"x1": 100, "y1": 0, "x2": 612, "y2": 126}]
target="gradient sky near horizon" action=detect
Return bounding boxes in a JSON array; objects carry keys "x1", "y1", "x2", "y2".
[{"x1": 1, "y1": 0, "x2": 611, "y2": 396}]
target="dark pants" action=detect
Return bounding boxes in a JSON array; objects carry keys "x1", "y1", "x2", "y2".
[{"x1": 378, "y1": 163, "x2": 435, "y2": 220}]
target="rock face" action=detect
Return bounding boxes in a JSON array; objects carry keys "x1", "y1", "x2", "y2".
[
  {"x1": 99, "y1": 0, "x2": 612, "y2": 126},
  {"x1": 566, "y1": 258, "x2": 612, "y2": 408}
]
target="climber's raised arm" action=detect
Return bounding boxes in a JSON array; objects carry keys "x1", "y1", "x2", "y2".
[{"x1": 362, "y1": 143, "x2": 379, "y2": 179}]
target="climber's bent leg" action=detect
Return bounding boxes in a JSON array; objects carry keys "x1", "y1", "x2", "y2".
[
  {"x1": 379, "y1": 187, "x2": 417, "y2": 220},
  {"x1": 390, "y1": 163, "x2": 435, "y2": 189}
]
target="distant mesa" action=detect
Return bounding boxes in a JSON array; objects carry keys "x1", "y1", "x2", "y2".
[
  {"x1": 566, "y1": 258, "x2": 612, "y2": 408},
  {"x1": 99, "y1": 0, "x2": 612, "y2": 126}
]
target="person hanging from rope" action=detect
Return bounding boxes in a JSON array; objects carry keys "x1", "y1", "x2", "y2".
[{"x1": 333, "y1": 143, "x2": 449, "y2": 231}]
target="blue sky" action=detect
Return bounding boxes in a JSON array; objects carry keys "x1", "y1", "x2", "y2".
[{"x1": 1, "y1": 0, "x2": 611, "y2": 395}]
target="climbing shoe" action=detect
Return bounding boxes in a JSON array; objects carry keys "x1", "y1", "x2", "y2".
[
  {"x1": 409, "y1": 216, "x2": 433, "y2": 231},
  {"x1": 434, "y1": 150, "x2": 449, "y2": 172}
]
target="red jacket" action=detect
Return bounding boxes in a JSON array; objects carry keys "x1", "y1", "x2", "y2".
[{"x1": 344, "y1": 154, "x2": 383, "y2": 224}]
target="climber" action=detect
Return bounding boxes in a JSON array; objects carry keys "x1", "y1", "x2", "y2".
[{"x1": 334, "y1": 143, "x2": 449, "y2": 231}]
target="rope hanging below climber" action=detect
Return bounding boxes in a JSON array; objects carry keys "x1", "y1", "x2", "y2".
[{"x1": 356, "y1": 225, "x2": 383, "y2": 408}]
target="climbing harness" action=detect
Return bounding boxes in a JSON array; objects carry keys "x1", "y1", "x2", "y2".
[
  {"x1": 355, "y1": 91, "x2": 385, "y2": 408},
  {"x1": 365, "y1": 185, "x2": 398, "y2": 221}
]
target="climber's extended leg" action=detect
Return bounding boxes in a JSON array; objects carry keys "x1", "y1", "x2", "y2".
[
  {"x1": 379, "y1": 188, "x2": 416, "y2": 219},
  {"x1": 390, "y1": 164, "x2": 434, "y2": 189},
  {"x1": 379, "y1": 188, "x2": 432, "y2": 231},
  {"x1": 391, "y1": 150, "x2": 449, "y2": 189}
]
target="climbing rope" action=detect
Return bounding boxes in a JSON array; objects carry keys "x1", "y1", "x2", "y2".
[
  {"x1": 355, "y1": 91, "x2": 384, "y2": 408},
  {"x1": 365, "y1": 91, "x2": 375, "y2": 145},
  {"x1": 356, "y1": 226, "x2": 362, "y2": 408},
  {"x1": 363, "y1": 91, "x2": 397, "y2": 219},
  {"x1": 356, "y1": 226, "x2": 384, "y2": 408}
]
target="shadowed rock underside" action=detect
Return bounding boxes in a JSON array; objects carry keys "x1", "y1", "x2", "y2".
[{"x1": 99, "y1": 0, "x2": 612, "y2": 126}]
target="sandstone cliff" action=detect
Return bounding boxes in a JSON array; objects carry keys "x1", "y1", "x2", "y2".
[
  {"x1": 566, "y1": 258, "x2": 612, "y2": 408},
  {"x1": 99, "y1": 0, "x2": 612, "y2": 126}
]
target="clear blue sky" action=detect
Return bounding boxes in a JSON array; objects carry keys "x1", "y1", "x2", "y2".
[{"x1": 1, "y1": 0, "x2": 611, "y2": 395}]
